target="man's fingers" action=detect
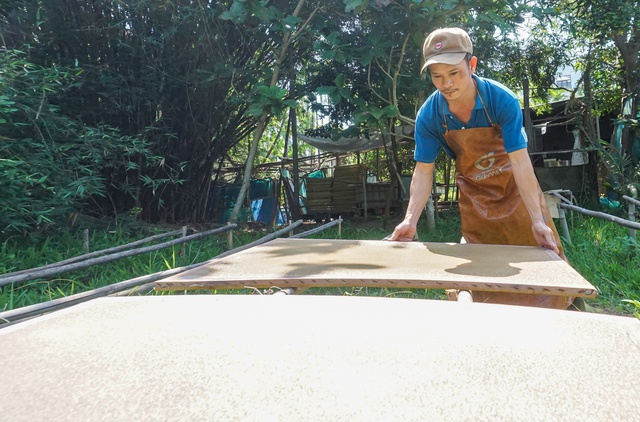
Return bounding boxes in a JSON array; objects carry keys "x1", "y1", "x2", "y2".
[{"x1": 386, "y1": 232, "x2": 413, "y2": 242}]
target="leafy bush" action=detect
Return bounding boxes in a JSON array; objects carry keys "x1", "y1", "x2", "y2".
[{"x1": 0, "y1": 50, "x2": 180, "y2": 239}]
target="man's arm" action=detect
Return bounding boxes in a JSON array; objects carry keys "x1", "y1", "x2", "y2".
[
  {"x1": 388, "y1": 161, "x2": 435, "y2": 241},
  {"x1": 508, "y1": 149, "x2": 559, "y2": 255}
]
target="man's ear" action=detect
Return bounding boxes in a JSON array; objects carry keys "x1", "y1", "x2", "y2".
[{"x1": 469, "y1": 56, "x2": 478, "y2": 73}]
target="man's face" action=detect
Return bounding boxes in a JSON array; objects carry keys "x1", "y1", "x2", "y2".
[{"x1": 429, "y1": 57, "x2": 477, "y2": 103}]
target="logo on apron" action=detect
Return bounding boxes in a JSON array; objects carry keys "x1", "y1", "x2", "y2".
[{"x1": 473, "y1": 151, "x2": 503, "y2": 181}]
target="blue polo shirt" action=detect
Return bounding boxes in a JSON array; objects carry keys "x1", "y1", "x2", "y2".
[{"x1": 414, "y1": 75, "x2": 528, "y2": 163}]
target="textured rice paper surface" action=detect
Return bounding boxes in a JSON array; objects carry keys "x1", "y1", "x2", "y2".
[{"x1": 157, "y1": 238, "x2": 596, "y2": 297}]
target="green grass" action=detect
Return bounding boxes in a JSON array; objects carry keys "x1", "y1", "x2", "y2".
[
  {"x1": 1, "y1": 210, "x2": 639, "y2": 317},
  {"x1": 0, "y1": 226, "x2": 265, "y2": 311},
  {"x1": 562, "y1": 213, "x2": 639, "y2": 315}
]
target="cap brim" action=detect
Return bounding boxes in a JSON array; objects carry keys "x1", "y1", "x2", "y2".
[{"x1": 421, "y1": 52, "x2": 467, "y2": 72}]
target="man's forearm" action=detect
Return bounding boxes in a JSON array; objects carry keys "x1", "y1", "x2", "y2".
[
  {"x1": 403, "y1": 162, "x2": 435, "y2": 226},
  {"x1": 509, "y1": 149, "x2": 546, "y2": 224}
]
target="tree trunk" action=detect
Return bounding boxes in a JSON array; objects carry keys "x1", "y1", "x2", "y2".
[
  {"x1": 290, "y1": 97, "x2": 301, "y2": 220},
  {"x1": 613, "y1": 33, "x2": 640, "y2": 157},
  {"x1": 228, "y1": 0, "x2": 309, "y2": 223}
]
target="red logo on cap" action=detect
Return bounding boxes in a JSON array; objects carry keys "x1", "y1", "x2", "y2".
[{"x1": 434, "y1": 42, "x2": 443, "y2": 50}]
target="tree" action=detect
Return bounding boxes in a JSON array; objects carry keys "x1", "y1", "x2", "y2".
[
  {"x1": 0, "y1": 49, "x2": 153, "y2": 237},
  {"x1": 225, "y1": 0, "x2": 321, "y2": 223},
  {"x1": 9, "y1": 0, "x2": 627, "y2": 232},
  {"x1": 549, "y1": 0, "x2": 639, "y2": 155},
  {"x1": 529, "y1": 0, "x2": 640, "y2": 194},
  {"x1": 2, "y1": 0, "x2": 279, "y2": 223},
  {"x1": 303, "y1": 0, "x2": 533, "y2": 196}
]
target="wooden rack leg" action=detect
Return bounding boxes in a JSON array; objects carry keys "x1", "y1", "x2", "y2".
[{"x1": 557, "y1": 206, "x2": 572, "y2": 245}]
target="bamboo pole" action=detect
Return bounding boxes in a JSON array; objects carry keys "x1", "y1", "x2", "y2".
[
  {"x1": 109, "y1": 283, "x2": 156, "y2": 297},
  {"x1": 622, "y1": 195, "x2": 638, "y2": 240},
  {"x1": 83, "y1": 229, "x2": 89, "y2": 253},
  {"x1": 115, "y1": 220, "x2": 304, "y2": 296},
  {"x1": 622, "y1": 195, "x2": 640, "y2": 207},
  {"x1": 1, "y1": 221, "x2": 304, "y2": 325},
  {"x1": 558, "y1": 203, "x2": 640, "y2": 230},
  {"x1": 291, "y1": 218, "x2": 341, "y2": 238},
  {"x1": 227, "y1": 223, "x2": 234, "y2": 250},
  {"x1": 217, "y1": 220, "x2": 303, "y2": 259},
  {"x1": 0, "y1": 225, "x2": 236, "y2": 288},
  {"x1": 457, "y1": 290, "x2": 473, "y2": 303},
  {"x1": 228, "y1": 0, "x2": 317, "y2": 224},
  {"x1": 363, "y1": 176, "x2": 368, "y2": 220},
  {"x1": 557, "y1": 206, "x2": 572, "y2": 245},
  {"x1": 291, "y1": 92, "x2": 301, "y2": 221},
  {"x1": 0, "y1": 228, "x2": 184, "y2": 279},
  {"x1": 630, "y1": 203, "x2": 636, "y2": 240},
  {"x1": 0, "y1": 264, "x2": 202, "y2": 326},
  {"x1": 180, "y1": 226, "x2": 188, "y2": 257},
  {"x1": 110, "y1": 220, "x2": 303, "y2": 296}
]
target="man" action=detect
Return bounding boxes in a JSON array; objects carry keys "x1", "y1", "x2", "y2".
[{"x1": 389, "y1": 27, "x2": 570, "y2": 308}]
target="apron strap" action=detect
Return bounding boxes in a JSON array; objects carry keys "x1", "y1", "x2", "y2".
[{"x1": 476, "y1": 87, "x2": 494, "y2": 125}]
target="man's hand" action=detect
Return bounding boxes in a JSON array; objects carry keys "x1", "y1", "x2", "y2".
[
  {"x1": 531, "y1": 220, "x2": 559, "y2": 255},
  {"x1": 386, "y1": 162, "x2": 434, "y2": 241},
  {"x1": 387, "y1": 220, "x2": 417, "y2": 242}
]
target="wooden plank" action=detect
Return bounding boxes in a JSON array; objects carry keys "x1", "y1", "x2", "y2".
[
  {"x1": 1, "y1": 295, "x2": 638, "y2": 420},
  {"x1": 155, "y1": 238, "x2": 597, "y2": 297}
]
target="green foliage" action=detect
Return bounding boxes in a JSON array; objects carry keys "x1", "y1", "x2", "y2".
[
  {"x1": 488, "y1": 27, "x2": 570, "y2": 103},
  {"x1": 0, "y1": 51, "x2": 99, "y2": 235},
  {"x1": 623, "y1": 300, "x2": 640, "y2": 319},
  {"x1": 246, "y1": 85, "x2": 291, "y2": 117},
  {"x1": 2, "y1": 0, "x2": 635, "y2": 233},
  {"x1": 308, "y1": 0, "x2": 540, "y2": 140},
  {"x1": 541, "y1": 0, "x2": 639, "y2": 112},
  {"x1": 0, "y1": 50, "x2": 184, "y2": 238},
  {"x1": 2, "y1": 0, "x2": 278, "y2": 225},
  {"x1": 564, "y1": 215, "x2": 639, "y2": 315},
  {"x1": 597, "y1": 139, "x2": 640, "y2": 196}
]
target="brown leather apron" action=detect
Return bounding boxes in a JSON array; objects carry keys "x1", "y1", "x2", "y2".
[{"x1": 443, "y1": 93, "x2": 570, "y2": 309}]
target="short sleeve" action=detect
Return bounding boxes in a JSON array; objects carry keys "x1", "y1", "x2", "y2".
[
  {"x1": 495, "y1": 93, "x2": 528, "y2": 153},
  {"x1": 414, "y1": 98, "x2": 443, "y2": 163}
]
